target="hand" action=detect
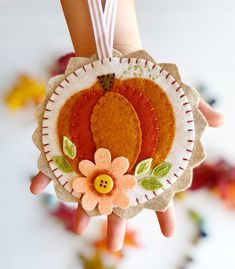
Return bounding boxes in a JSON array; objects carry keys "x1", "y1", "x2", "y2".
[{"x1": 30, "y1": 0, "x2": 224, "y2": 252}]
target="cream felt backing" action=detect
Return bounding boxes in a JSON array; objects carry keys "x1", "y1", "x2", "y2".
[{"x1": 33, "y1": 50, "x2": 207, "y2": 218}]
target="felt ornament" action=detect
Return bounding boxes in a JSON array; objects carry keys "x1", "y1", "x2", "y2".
[{"x1": 33, "y1": 0, "x2": 207, "y2": 218}]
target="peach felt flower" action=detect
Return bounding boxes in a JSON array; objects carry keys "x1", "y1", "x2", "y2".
[{"x1": 72, "y1": 148, "x2": 137, "y2": 215}]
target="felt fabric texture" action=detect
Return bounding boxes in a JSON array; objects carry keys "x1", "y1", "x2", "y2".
[
  {"x1": 90, "y1": 92, "x2": 142, "y2": 171},
  {"x1": 115, "y1": 78, "x2": 175, "y2": 167},
  {"x1": 97, "y1": 73, "x2": 115, "y2": 91},
  {"x1": 70, "y1": 89, "x2": 104, "y2": 161},
  {"x1": 72, "y1": 148, "x2": 137, "y2": 215},
  {"x1": 114, "y1": 58, "x2": 207, "y2": 218},
  {"x1": 94, "y1": 146, "x2": 112, "y2": 169},
  {"x1": 57, "y1": 89, "x2": 104, "y2": 171},
  {"x1": 79, "y1": 160, "x2": 95, "y2": 177},
  {"x1": 113, "y1": 86, "x2": 159, "y2": 164},
  {"x1": 73, "y1": 177, "x2": 88, "y2": 193},
  {"x1": 33, "y1": 50, "x2": 207, "y2": 218},
  {"x1": 110, "y1": 157, "x2": 129, "y2": 178},
  {"x1": 57, "y1": 83, "x2": 106, "y2": 171},
  {"x1": 57, "y1": 90, "x2": 82, "y2": 171}
]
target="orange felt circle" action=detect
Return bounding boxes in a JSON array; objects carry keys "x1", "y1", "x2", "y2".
[
  {"x1": 114, "y1": 78, "x2": 175, "y2": 166},
  {"x1": 90, "y1": 92, "x2": 142, "y2": 171},
  {"x1": 114, "y1": 86, "x2": 159, "y2": 163}
]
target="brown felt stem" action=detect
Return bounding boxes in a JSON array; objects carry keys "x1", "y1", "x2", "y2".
[{"x1": 60, "y1": 0, "x2": 142, "y2": 57}]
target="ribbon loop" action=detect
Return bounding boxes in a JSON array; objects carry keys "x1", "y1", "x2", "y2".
[{"x1": 88, "y1": 0, "x2": 118, "y2": 59}]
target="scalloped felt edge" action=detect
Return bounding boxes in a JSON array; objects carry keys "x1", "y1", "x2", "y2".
[{"x1": 33, "y1": 49, "x2": 207, "y2": 219}]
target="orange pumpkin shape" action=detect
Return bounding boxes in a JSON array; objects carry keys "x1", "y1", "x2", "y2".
[{"x1": 57, "y1": 75, "x2": 175, "y2": 173}]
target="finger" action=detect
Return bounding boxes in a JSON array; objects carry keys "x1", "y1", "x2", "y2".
[
  {"x1": 74, "y1": 205, "x2": 91, "y2": 235},
  {"x1": 30, "y1": 172, "x2": 51, "y2": 195},
  {"x1": 156, "y1": 203, "x2": 176, "y2": 237},
  {"x1": 107, "y1": 213, "x2": 126, "y2": 252},
  {"x1": 199, "y1": 99, "x2": 224, "y2": 127}
]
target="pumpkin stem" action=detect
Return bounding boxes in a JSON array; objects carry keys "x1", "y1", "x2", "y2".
[{"x1": 97, "y1": 73, "x2": 115, "y2": 91}]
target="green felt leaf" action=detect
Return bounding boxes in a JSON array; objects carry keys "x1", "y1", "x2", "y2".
[
  {"x1": 151, "y1": 162, "x2": 172, "y2": 178},
  {"x1": 52, "y1": 156, "x2": 73, "y2": 173},
  {"x1": 139, "y1": 177, "x2": 163, "y2": 191},
  {"x1": 135, "y1": 158, "x2": 153, "y2": 176},
  {"x1": 63, "y1": 136, "x2": 76, "y2": 159}
]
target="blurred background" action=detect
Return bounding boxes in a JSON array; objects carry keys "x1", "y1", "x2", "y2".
[{"x1": 0, "y1": 0, "x2": 235, "y2": 268}]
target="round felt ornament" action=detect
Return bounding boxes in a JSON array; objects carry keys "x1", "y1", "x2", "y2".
[
  {"x1": 33, "y1": 0, "x2": 207, "y2": 218},
  {"x1": 34, "y1": 50, "x2": 207, "y2": 217}
]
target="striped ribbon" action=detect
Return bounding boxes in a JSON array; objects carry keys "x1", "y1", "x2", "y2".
[{"x1": 88, "y1": 0, "x2": 118, "y2": 59}]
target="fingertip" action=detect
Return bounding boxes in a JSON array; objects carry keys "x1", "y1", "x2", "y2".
[
  {"x1": 161, "y1": 222, "x2": 175, "y2": 238},
  {"x1": 30, "y1": 181, "x2": 41, "y2": 195},
  {"x1": 199, "y1": 100, "x2": 225, "y2": 127},
  {"x1": 156, "y1": 204, "x2": 176, "y2": 238},
  {"x1": 74, "y1": 205, "x2": 90, "y2": 235},
  {"x1": 158, "y1": 215, "x2": 176, "y2": 238},
  {"x1": 107, "y1": 213, "x2": 126, "y2": 252},
  {"x1": 107, "y1": 225, "x2": 122, "y2": 252},
  {"x1": 30, "y1": 172, "x2": 51, "y2": 195},
  {"x1": 208, "y1": 111, "x2": 225, "y2": 127},
  {"x1": 107, "y1": 239, "x2": 123, "y2": 252},
  {"x1": 107, "y1": 234, "x2": 123, "y2": 252}
]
